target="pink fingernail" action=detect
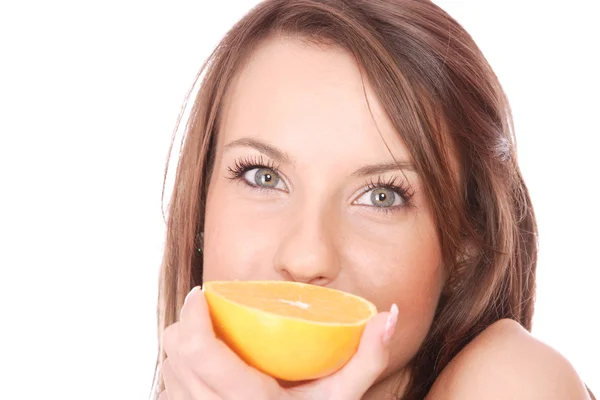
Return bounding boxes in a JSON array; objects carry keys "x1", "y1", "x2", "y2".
[
  {"x1": 184, "y1": 286, "x2": 200, "y2": 305},
  {"x1": 382, "y1": 304, "x2": 398, "y2": 344}
]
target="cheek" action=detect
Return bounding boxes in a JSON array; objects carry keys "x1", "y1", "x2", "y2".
[
  {"x1": 343, "y1": 214, "x2": 445, "y2": 369},
  {"x1": 202, "y1": 182, "x2": 286, "y2": 281},
  {"x1": 348, "y1": 223, "x2": 444, "y2": 315}
]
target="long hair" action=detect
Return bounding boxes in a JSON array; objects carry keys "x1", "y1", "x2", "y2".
[{"x1": 153, "y1": 1, "x2": 541, "y2": 398}]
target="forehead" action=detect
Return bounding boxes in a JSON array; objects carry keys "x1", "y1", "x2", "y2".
[{"x1": 218, "y1": 36, "x2": 412, "y2": 165}]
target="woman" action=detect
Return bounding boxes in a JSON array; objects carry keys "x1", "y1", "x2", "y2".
[{"x1": 153, "y1": 0, "x2": 594, "y2": 398}]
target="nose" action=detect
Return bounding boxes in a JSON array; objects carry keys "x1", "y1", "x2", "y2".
[{"x1": 273, "y1": 207, "x2": 341, "y2": 286}]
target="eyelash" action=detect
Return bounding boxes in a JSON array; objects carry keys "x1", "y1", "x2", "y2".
[
  {"x1": 226, "y1": 155, "x2": 280, "y2": 182},
  {"x1": 226, "y1": 156, "x2": 416, "y2": 210}
]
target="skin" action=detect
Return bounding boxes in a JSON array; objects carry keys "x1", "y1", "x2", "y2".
[
  {"x1": 426, "y1": 319, "x2": 592, "y2": 400},
  {"x1": 161, "y1": 37, "x2": 591, "y2": 400}
]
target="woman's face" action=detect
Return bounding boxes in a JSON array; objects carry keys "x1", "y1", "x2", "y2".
[{"x1": 203, "y1": 37, "x2": 446, "y2": 380}]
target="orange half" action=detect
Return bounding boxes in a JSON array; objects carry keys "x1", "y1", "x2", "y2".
[{"x1": 203, "y1": 280, "x2": 377, "y2": 381}]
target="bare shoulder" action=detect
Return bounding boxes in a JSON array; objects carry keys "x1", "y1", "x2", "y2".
[{"x1": 426, "y1": 318, "x2": 591, "y2": 400}]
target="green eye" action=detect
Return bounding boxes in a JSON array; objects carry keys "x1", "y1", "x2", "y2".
[
  {"x1": 355, "y1": 186, "x2": 404, "y2": 208},
  {"x1": 251, "y1": 168, "x2": 280, "y2": 188},
  {"x1": 370, "y1": 188, "x2": 396, "y2": 207}
]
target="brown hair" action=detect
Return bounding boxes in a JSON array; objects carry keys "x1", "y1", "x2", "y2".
[{"x1": 154, "y1": 0, "x2": 543, "y2": 398}]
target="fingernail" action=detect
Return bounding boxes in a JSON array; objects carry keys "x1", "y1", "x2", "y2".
[
  {"x1": 382, "y1": 303, "x2": 399, "y2": 344},
  {"x1": 184, "y1": 286, "x2": 201, "y2": 305}
]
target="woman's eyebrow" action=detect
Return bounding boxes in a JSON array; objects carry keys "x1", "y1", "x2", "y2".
[
  {"x1": 351, "y1": 161, "x2": 416, "y2": 177},
  {"x1": 224, "y1": 137, "x2": 293, "y2": 165},
  {"x1": 224, "y1": 138, "x2": 415, "y2": 177}
]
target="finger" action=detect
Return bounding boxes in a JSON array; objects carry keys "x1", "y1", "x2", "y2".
[
  {"x1": 179, "y1": 286, "x2": 212, "y2": 335},
  {"x1": 163, "y1": 329, "x2": 221, "y2": 400},
  {"x1": 174, "y1": 286, "x2": 280, "y2": 400},
  {"x1": 158, "y1": 390, "x2": 169, "y2": 400},
  {"x1": 315, "y1": 304, "x2": 399, "y2": 399},
  {"x1": 162, "y1": 358, "x2": 192, "y2": 400}
]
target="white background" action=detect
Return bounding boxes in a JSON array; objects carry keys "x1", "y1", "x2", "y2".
[{"x1": 0, "y1": 1, "x2": 598, "y2": 399}]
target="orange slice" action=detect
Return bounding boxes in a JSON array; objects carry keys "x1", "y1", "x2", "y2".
[{"x1": 203, "y1": 280, "x2": 377, "y2": 381}]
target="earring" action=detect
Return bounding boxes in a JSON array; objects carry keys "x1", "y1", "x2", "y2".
[{"x1": 196, "y1": 232, "x2": 204, "y2": 253}]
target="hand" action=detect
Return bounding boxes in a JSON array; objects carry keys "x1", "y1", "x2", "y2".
[{"x1": 160, "y1": 286, "x2": 398, "y2": 400}]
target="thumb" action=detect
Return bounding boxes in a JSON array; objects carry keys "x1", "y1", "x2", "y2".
[{"x1": 320, "y1": 303, "x2": 399, "y2": 399}]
